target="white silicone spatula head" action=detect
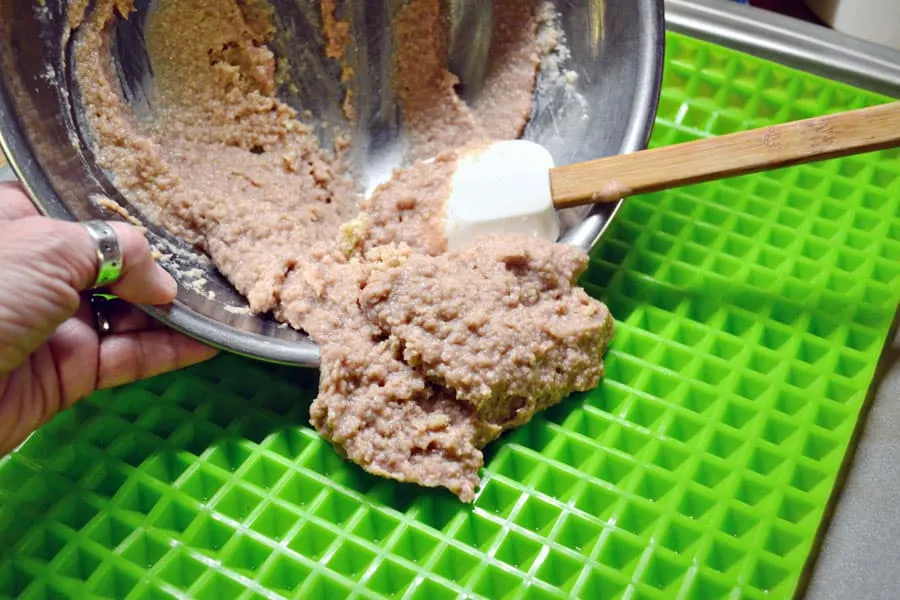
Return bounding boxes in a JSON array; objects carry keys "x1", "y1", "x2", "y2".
[
  {"x1": 445, "y1": 140, "x2": 559, "y2": 251},
  {"x1": 442, "y1": 102, "x2": 900, "y2": 251}
]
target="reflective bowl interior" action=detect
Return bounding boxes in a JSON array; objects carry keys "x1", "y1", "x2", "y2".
[{"x1": 0, "y1": 0, "x2": 664, "y2": 366}]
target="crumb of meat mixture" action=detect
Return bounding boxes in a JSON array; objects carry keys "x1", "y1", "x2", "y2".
[{"x1": 72, "y1": 0, "x2": 614, "y2": 502}]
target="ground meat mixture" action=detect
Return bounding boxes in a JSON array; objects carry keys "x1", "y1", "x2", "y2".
[
  {"x1": 71, "y1": 0, "x2": 614, "y2": 502},
  {"x1": 346, "y1": 151, "x2": 462, "y2": 257},
  {"x1": 361, "y1": 236, "x2": 614, "y2": 434}
]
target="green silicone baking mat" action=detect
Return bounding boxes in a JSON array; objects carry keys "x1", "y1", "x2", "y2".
[{"x1": 2, "y1": 31, "x2": 899, "y2": 600}]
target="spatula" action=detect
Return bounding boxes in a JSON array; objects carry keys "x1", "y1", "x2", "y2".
[{"x1": 443, "y1": 101, "x2": 900, "y2": 250}]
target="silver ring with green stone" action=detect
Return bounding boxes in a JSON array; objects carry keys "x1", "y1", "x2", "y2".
[{"x1": 81, "y1": 220, "x2": 123, "y2": 289}]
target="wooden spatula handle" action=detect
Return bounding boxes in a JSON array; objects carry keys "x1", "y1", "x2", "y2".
[{"x1": 550, "y1": 101, "x2": 900, "y2": 209}]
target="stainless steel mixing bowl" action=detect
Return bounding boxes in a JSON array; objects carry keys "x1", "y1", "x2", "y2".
[{"x1": 0, "y1": 0, "x2": 664, "y2": 367}]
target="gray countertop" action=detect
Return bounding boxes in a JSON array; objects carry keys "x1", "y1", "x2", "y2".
[{"x1": 805, "y1": 328, "x2": 900, "y2": 600}]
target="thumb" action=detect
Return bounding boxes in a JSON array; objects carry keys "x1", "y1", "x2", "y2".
[{"x1": 0, "y1": 217, "x2": 177, "y2": 372}]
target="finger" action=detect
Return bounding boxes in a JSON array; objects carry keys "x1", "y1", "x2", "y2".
[
  {"x1": 103, "y1": 223, "x2": 179, "y2": 306},
  {"x1": 1, "y1": 216, "x2": 177, "y2": 305},
  {"x1": 48, "y1": 301, "x2": 216, "y2": 408},
  {"x1": 0, "y1": 217, "x2": 176, "y2": 373},
  {"x1": 0, "y1": 182, "x2": 39, "y2": 220},
  {"x1": 45, "y1": 304, "x2": 100, "y2": 407},
  {"x1": 97, "y1": 329, "x2": 219, "y2": 390}
]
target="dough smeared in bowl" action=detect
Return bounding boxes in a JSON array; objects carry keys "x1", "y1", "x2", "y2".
[{"x1": 72, "y1": 0, "x2": 614, "y2": 501}]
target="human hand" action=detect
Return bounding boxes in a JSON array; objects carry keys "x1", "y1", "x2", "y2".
[{"x1": 0, "y1": 182, "x2": 219, "y2": 454}]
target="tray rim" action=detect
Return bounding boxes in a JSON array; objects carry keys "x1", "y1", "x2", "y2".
[{"x1": 666, "y1": 0, "x2": 900, "y2": 98}]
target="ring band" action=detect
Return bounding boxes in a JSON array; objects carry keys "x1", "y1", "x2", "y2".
[{"x1": 82, "y1": 221, "x2": 123, "y2": 289}]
